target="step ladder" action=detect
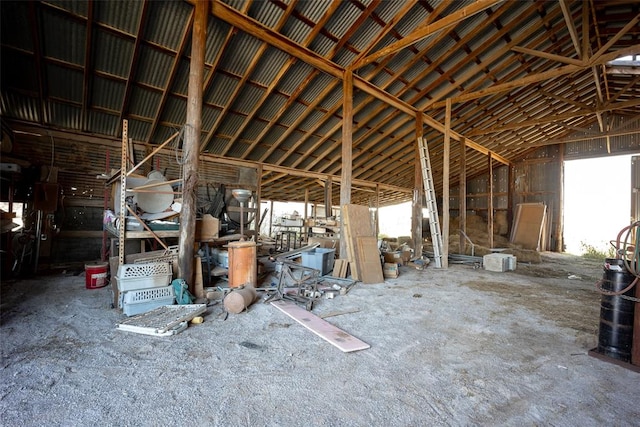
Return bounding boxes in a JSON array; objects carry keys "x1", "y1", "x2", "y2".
[{"x1": 418, "y1": 137, "x2": 444, "y2": 268}]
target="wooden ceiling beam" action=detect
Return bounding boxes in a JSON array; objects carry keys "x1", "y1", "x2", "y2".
[
  {"x1": 511, "y1": 46, "x2": 582, "y2": 66},
  {"x1": 199, "y1": 1, "x2": 252, "y2": 153},
  {"x1": 421, "y1": 3, "x2": 564, "y2": 110},
  {"x1": 349, "y1": 0, "x2": 418, "y2": 66},
  {"x1": 428, "y1": 44, "x2": 640, "y2": 109},
  {"x1": 209, "y1": 0, "x2": 416, "y2": 116},
  {"x1": 211, "y1": 1, "x2": 297, "y2": 156},
  {"x1": 353, "y1": 0, "x2": 503, "y2": 69},
  {"x1": 145, "y1": 9, "x2": 195, "y2": 144},
  {"x1": 233, "y1": 0, "x2": 342, "y2": 158},
  {"x1": 559, "y1": 0, "x2": 582, "y2": 58}
]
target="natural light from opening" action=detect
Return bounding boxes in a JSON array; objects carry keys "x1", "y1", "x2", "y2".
[{"x1": 563, "y1": 154, "x2": 634, "y2": 255}]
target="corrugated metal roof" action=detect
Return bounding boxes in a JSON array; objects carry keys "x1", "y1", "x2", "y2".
[
  {"x1": 251, "y1": 47, "x2": 291, "y2": 86},
  {"x1": 248, "y1": 0, "x2": 285, "y2": 28},
  {"x1": 169, "y1": 59, "x2": 190, "y2": 95},
  {"x1": 218, "y1": 112, "x2": 246, "y2": 138},
  {"x1": 45, "y1": 101, "x2": 81, "y2": 129},
  {"x1": 127, "y1": 118, "x2": 150, "y2": 141},
  {"x1": 88, "y1": 110, "x2": 119, "y2": 137},
  {"x1": 325, "y1": 1, "x2": 361, "y2": 41},
  {"x1": 128, "y1": 86, "x2": 161, "y2": 118},
  {"x1": 160, "y1": 96, "x2": 186, "y2": 125},
  {"x1": 94, "y1": 1, "x2": 141, "y2": 36},
  {"x1": 42, "y1": 7, "x2": 85, "y2": 65},
  {"x1": 258, "y1": 93, "x2": 288, "y2": 122},
  {"x1": 44, "y1": 0, "x2": 87, "y2": 17},
  {"x1": 91, "y1": 77, "x2": 126, "y2": 111},
  {"x1": 219, "y1": 32, "x2": 264, "y2": 76},
  {"x1": 232, "y1": 84, "x2": 266, "y2": 115},
  {"x1": 277, "y1": 62, "x2": 316, "y2": 95},
  {"x1": 201, "y1": 105, "x2": 221, "y2": 132},
  {"x1": 143, "y1": 1, "x2": 191, "y2": 51},
  {"x1": 2, "y1": 0, "x2": 638, "y2": 206},
  {"x1": 93, "y1": 29, "x2": 134, "y2": 78},
  {"x1": 242, "y1": 120, "x2": 268, "y2": 141},
  {"x1": 1, "y1": 2, "x2": 33, "y2": 51},
  {"x1": 204, "y1": 73, "x2": 239, "y2": 106},
  {"x1": 1, "y1": 92, "x2": 41, "y2": 123},
  {"x1": 136, "y1": 45, "x2": 174, "y2": 89},
  {"x1": 278, "y1": 102, "x2": 307, "y2": 127}
]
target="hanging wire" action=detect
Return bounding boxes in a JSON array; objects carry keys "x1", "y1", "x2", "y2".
[{"x1": 595, "y1": 221, "x2": 640, "y2": 296}]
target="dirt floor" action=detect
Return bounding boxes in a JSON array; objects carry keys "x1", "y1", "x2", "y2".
[{"x1": 1, "y1": 252, "x2": 639, "y2": 426}]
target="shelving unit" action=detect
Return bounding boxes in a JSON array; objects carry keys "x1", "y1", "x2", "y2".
[{"x1": 105, "y1": 120, "x2": 182, "y2": 266}]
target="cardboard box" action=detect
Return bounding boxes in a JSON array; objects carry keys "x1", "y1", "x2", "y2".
[
  {"x1": 196, "y1": 214, "x2": 220, "y2": 240},
  {"x1": 383, "y1": 263, "x2": 399, "y2": 279},
  {"x1": 383, "y1": 251, "x2": 401, "y2": 264}
]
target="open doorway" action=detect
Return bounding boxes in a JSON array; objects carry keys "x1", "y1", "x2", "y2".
[{"x1": 563, "y1": 153, "x2": 634, "y2": 255}]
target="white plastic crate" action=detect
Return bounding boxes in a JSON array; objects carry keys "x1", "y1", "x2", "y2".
[
  {"x1": 122, "y1": 285, "x2": 175, "y2": 316},
  {"x1": 117, "y1": 262, "x2": 172, "y2": 292}
]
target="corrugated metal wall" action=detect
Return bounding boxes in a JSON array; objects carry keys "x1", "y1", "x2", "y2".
[{"x1": 4, "y1": 130, "x2": 258, "y2": 264}]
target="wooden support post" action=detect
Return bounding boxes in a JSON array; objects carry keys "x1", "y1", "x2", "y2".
[
  {"x1": 487, "y1": 153, "x2": 494, "y2": 249},
  {"x1": 508, "y1": 163, "x2": 515, "y2": 240},
  {"x1": 269, "y1": 200, "x2": 274, "y2": 237},
  {"x1": 442, "y1": 99, "x2": 451, "y2": 267},
  {"x1": 459, "y1": 138, "x2": 467, "y2": 254},
  {"x1": 178, "y1": 0, "x2": 207, "y2": 288},
  {"x1": 340, "y1": 69, "x2": 353, "y2": 260},
  {"x1": 375, "y1": 184, "x2": 380, "y2": 237},
  {"x1": 555, "y1": 148, "x2": 564, "y2": 252},
  {"x1": 255, "y1": 164, "x2": 262, "y2": 238},
  {"x1": 304, "y1": 188, "x2": 309, "y2": 220},
  {"x1": 325, "y1": 177, "x2": 332, "y2": 217},
  {"x1": 412, "y1": 112, "x2": 424, "y2": 258}
]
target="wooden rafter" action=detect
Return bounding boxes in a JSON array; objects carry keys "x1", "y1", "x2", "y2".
[
  {"x1": 353, "y1": 0, "x2": 503, "y2": 69},
  {"x1": 209, "y1": 1, "x2": 298, "y2": 156},
  {"x1": 81, "y1": 0, "x2": 94, "y2": 132},
  {"x1": 145, "y1": 9, "x2": 195, "y2": 143},
  {"x1": 117, "y1": 0, "x2": 150, "y2": 136}
]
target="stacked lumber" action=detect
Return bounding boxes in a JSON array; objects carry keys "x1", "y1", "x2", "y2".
[{"x1": 341, "y1": 204, "x2": 383, "y2": 284}]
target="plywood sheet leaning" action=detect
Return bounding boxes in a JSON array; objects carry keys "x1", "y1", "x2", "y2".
[
  {"x1": 271, "y1": 300, "x2": 370, "y2": 353},
  {"x1": 356, "y1": 236, "x2": 384, "y2": 284},
  {"x1": 510, "y1": 203, "x2": 547, "y2": 251},
  {"x1": 341, "y1": 204, "x2": 375, "y2": 281}
]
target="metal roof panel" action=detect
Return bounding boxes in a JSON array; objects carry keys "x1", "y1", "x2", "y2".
[
  {"x1": 92, "y1": 76, "x2": 125, "y2": 111},
  {"x1": 136, "y1": 45, "x2": 174, "y2": 89},
  {"x1": 93, "y1": 29, "x2": 134, "y2": 78},
  {"x1": 94, "y1": 0, "x2": 141, "y2": 35},
  {"x1": 42, "y1": 7, "x2": 85, "y2": 65},
  {"x1": 1, "y1": 2, "x2": 33, "y2": 51},
  {"x1": 128, "y1": 86, "x2": 161, "y2": 119},
  {"x1": 143, "y1": 1, "x2": 192, "y2": 51}
]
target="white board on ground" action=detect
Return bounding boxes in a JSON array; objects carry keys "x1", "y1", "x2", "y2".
[{"x1": 270, "y1": 300, "x2": 370, "y2": 353}]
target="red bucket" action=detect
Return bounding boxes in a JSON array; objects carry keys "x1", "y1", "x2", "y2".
[{"x1": 85, "y1": 261, "x2": 109, "y2": 289}]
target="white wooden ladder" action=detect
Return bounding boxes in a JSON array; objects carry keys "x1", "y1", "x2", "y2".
[{"x1": 418, "y1": 137, "x2": 443, "y2": 268}]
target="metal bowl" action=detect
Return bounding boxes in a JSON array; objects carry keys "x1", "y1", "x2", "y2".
[{"x1": 231, "y1": 189, "x2": 252, "y2": 204}]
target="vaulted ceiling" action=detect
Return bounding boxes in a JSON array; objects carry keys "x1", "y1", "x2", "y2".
[{"x1": 1, "y1": 0, "x2": 639, "y2": 205}]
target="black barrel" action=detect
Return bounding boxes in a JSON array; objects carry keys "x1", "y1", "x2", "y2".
[{"x1": 597, "y1": 258, "x2": 636, "y2": 362}]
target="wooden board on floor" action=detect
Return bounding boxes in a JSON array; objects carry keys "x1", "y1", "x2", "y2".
[
  {"x1": 271, "y1": 300, "x2": 370, "y2": 353},
  {"x1": 356, "y1": 236, "x2": 384, "y2": 284}
]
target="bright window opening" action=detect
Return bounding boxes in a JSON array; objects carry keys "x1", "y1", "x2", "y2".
[{"x1": 563, "y1": 154, "x2": 633, "y2": 255}]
